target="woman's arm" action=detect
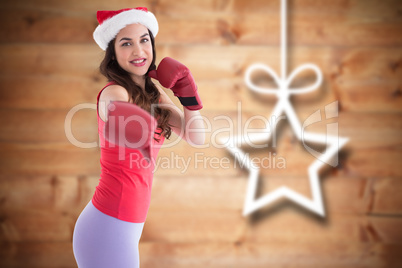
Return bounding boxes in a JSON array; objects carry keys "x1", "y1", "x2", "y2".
[
  {"x1": 149, "y1": 57, "x2": 205, "y2": 146},
  {"x1": 157, "y1": 85, "x2": 205, "y2": 146},
  {"x1": 98, "y1": 84, "x2": 130, "y2": 122}
]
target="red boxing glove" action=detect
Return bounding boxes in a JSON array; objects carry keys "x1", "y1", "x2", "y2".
[
  {"x1": 148, "y1": 57, "x2": 203, "y2": 110},
  {"x1": 104, "y1": 101, "x2": 157, "y2": 160}
]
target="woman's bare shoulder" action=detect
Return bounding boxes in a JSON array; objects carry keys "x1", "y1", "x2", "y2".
[
  {"x1": 100, "y1": 84, "x2": 130, "y2": 103},
  {"x1": 98, "y1": 84, "x2": 130, "y2": 121}
]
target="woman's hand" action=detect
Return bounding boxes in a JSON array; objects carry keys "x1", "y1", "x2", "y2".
[
  {"x1": 150, "y1": 57, "x2": 205, "y2": 146},
  {"x1": 104, "y1": 101, "x2": 157, "y2": 160},
  {"x1": 148, "y1": 57, "x2": 203, "y2": 111}
]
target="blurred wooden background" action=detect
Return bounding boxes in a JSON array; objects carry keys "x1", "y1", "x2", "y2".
[{"x1": 1, "y1": 0, "x2": 402, "y2": 267}]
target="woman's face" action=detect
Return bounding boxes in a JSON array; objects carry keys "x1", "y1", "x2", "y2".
[{"x1": 114, "y1": 23, "x2": 153, "y2": 83}]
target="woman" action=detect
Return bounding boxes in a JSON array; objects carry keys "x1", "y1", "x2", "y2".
[{"x1": 72, "y1": 7, "x2": 204, "y2": 268}]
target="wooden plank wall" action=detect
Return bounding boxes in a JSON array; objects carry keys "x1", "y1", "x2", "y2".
[{"x1": 1, "y1": 0, "x2": 402, "y2": 267}]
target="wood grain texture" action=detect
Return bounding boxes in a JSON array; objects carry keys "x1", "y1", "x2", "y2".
[
  {"x1": 1, "y1": 175, "x2": 401, "y2": 245},
  {"x1": 1, "y1": 44, "x2": 401, "y2": 112},
  {"x1": 1, "y1": 241, "x2": 402, "y2": 268},
  {"x1": 0, "y1": 0, "x2": 401, "y2": 267},
  {"x1": 1, "y1": 0, "x2": 401, "y2": 46}
]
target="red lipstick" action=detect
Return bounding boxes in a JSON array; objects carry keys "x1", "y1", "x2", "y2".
[{"x1": 130, "y1": 58, "x2": 146, "y2": 67}]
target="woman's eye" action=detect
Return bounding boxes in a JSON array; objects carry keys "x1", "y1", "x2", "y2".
[
  {"x1": 122, "y1": 42, "x2": 131, "y2": 46},
  {"x1": 141, "y1": 38, "x2": 149, "y2": 43}
]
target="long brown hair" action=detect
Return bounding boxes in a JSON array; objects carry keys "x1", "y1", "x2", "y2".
[{"x1": 99, "y1": 30, "x2": 172, "y2": 141}]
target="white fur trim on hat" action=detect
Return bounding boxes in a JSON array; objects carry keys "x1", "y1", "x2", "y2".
[{"x1": 93, "y1": 9, "x2": 158, "y2": 51}]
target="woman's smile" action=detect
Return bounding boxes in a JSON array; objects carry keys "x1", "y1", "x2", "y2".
[{"x1": 130, "y1": 58, "x2": 147, "y2": 67}]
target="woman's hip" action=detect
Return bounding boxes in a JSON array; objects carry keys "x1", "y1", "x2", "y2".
[{"x1": 72, "y1": 200, "x2": 145, "y2": 268}]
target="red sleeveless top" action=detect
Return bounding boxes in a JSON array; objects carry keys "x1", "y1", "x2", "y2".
[{"x1": 92, "y1": 82, "x2": 165, "y2": 223}]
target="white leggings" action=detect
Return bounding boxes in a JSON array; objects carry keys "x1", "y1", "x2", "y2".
[{"x1": 72, "y1": 201, "x2": 145, "y2": 268}]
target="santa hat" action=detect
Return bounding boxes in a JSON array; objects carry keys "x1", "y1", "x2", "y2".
[{"x1": 93, "y1": 7, "x2": 158, "y2": 51}]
